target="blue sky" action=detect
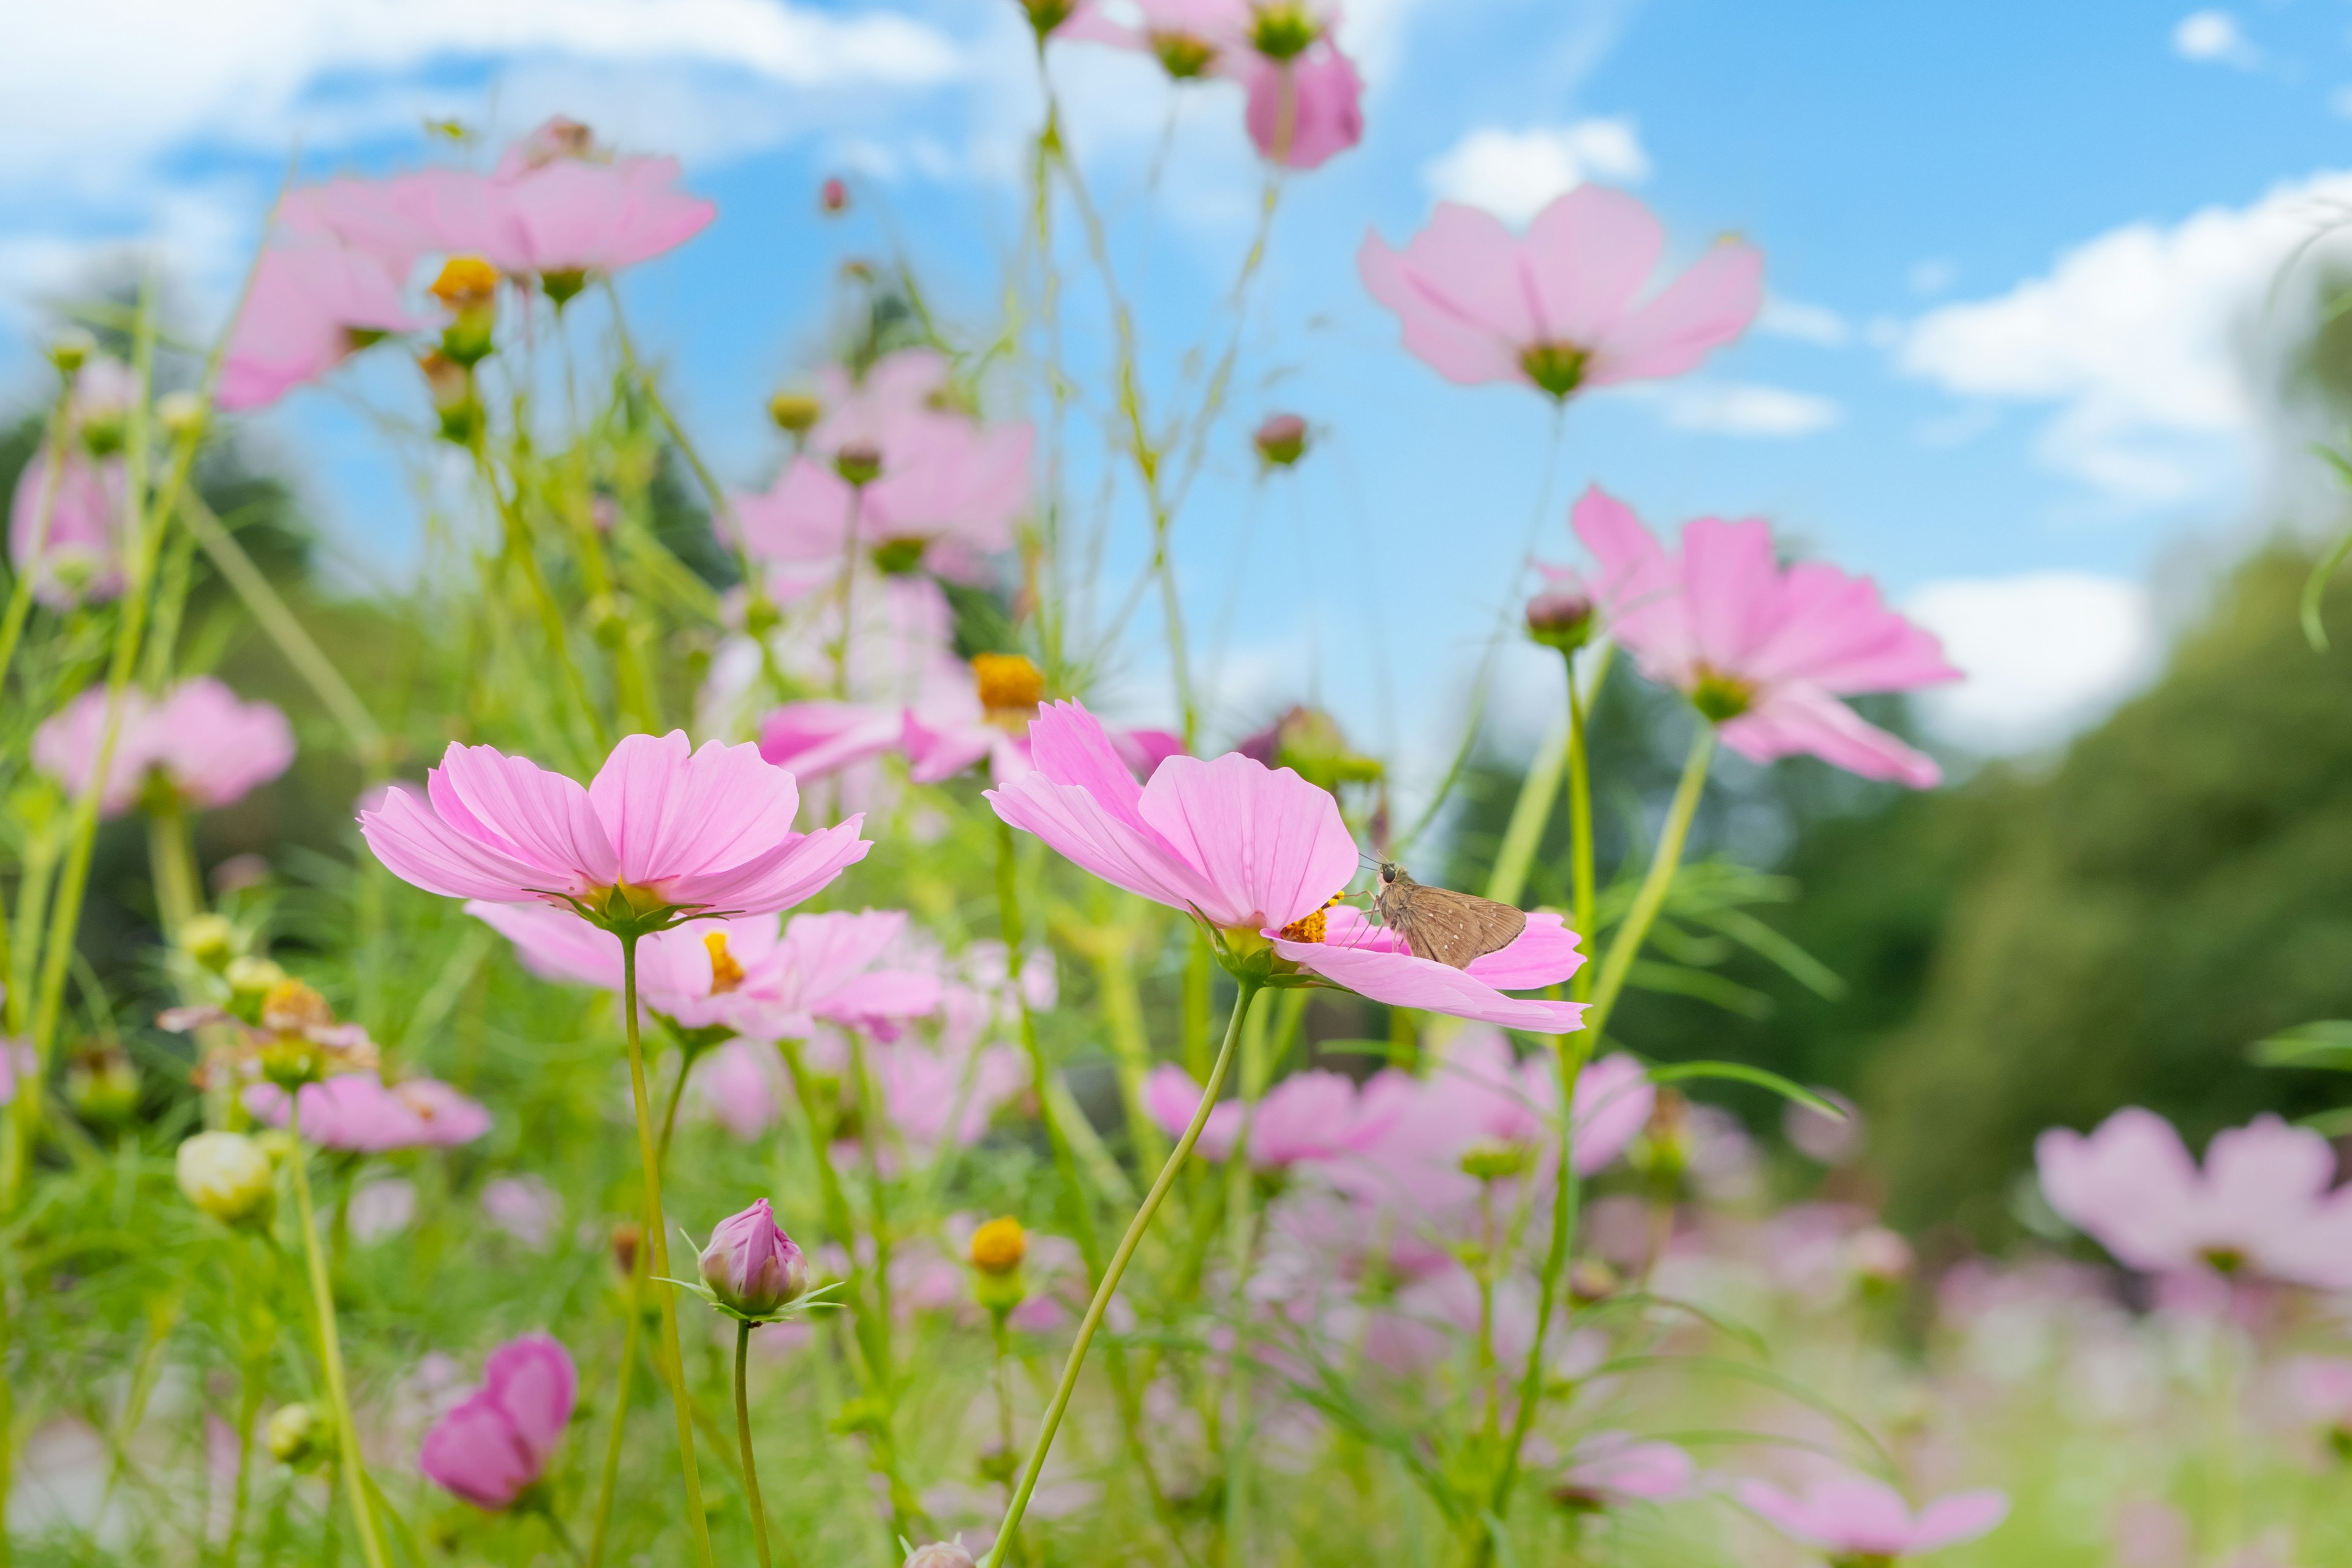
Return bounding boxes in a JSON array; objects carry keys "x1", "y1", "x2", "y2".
[{"x1": 8, "y1": 0, "x2": 2352, "y2": 769}]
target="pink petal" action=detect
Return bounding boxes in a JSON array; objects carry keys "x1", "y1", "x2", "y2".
[
  {"x1": 588, "y1": 731, "x2": 793, "y2": 890},
  {"x1": 362, "y1": 776, "x2": 570, "y2": 903},
  {"x1": 418, "y1": 1398, "x2": 537, "y2": 1509},
  {"x1": 1276, "y1": 933, "x2": 1585, "y2": 1033},
  {"x1": 989, "y1": 709, "x2": 1230, "y2": 917},
  {"x1": 760, "y1": 701, "x2": 907, "y2": 783},
  {"x1": 1742, "y1": 561, "x2": 1959, "y2": 694},
  {"x1": 1144, "y1": 1063, "x2": 1243, "y2": 1160},
  {"x1": 481, "y1": 1333, "x2": 577, "y2": 1462},
  {"x1": 1587, "y1": 240, "x2": 1763, "y2": 385},
  {"x1": 466, "y1": 900, "x2": 623, "y2": 987},
  {"x1": 1906, "y1": 1490, "x2": 2009, "y2": 1552},
  {"x1": 1676, "y1": 516, "x2": 1781, "y2": 674},
  {"x1": 1569, "y1": 484, "x2": 1679, "y2": 631},
  {"x1": 1240, "y1": 45, "x2": 1363, "y2": 171},
  {"x1": 1137, "y1": 752, "x2": 1357, "y2": 929},
  {"x1": 1720, "y1": 684, "x2": 1942, "y2": 788},
  {"x1": 429, "y1": 742, "x2": 617, "y2": 894},
  {"x1": 1520, "y1": 185, "x2": 1665, "y2": 346},
  {"x1": 1569, "y1": 1052, "x2": 1654, "y2": 1174},
  {"x1": 668, "y1": 815, "x2": 871, "y2": 914},
  {"x1": 1357, "y1": 208, "x2": 1531, "y2": 386},
  {"x1": 1462, "y1": 911, "x2": 1584, "y2": 989}
]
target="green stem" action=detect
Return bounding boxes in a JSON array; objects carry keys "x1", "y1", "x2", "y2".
[
  {"x1": 1582, "y1": 725, "x2": 1714, "y2": 1041},
  {"x1": 734, "y1": 1321, "x2": 775, "y2": 1568},
  {"x1": 287, "y1": 1101, "x2": 390, "y2": 1568},
  {"x1": 587, "y1": 1053, "x2": 687, "y2": 1568},
  {"x1": 981, "y1": 978, "x2": 1261, "y2": 1568},
  {"x1": 146, "y1": 796, "x2": 202, "y2": 943},
  {"x1": 474, "y1": 443, "x2": 610, "y2": 756},
  {"x1": 1483, "y1": 724, "x2": 1567, "y2": 910},
  {"x1": 619, "y1": 934, "x2": 717, "y2": 1568},
  {"x1": 1566, "y1": 647, "x2": 1610, "y2": 1004}
]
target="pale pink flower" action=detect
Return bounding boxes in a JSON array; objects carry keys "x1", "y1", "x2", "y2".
[
  {"x1": 219, "y1": 240, "x2": 421, "y2": 411},
  {"x1": 1553, "y1": 1431, "x2": 1695, "y2": 1507},
  {"x1": 2036, "y1": 1108, "x2": 2352, "y2": 1290},
  {"x1": 9, "y1": 450, "x2": 127, "y2": 608},
  {"x1": 693, "y1": 1039, "x2": 783, "y2": 1141},
  {"x1": 1143, "y1": 1065, "x2": 1403, "y2": 1168},
  {"x1": 1572, "y1": 486, "x2": 1958, "y2": 786},
  {"x1": 244, "y1": 1072, "x2": 491, "y2": 1153},
  {"x1": 348, "y1": 1177, "x2": 418, "y2": 1243},
  {"x1": 1738, "y1": 1474, "x2": 2007, "y2": 1559},
  {"x1": 480, "y1": 1176, "x2": 561, "y2": 1251},
  {"x1": 281, "y1": 176, "x2": 439, "y2": 287},
  {"x1": 1359, "y1": 186, "x2": 1762, "y2": 399},
  {"x1": 991, "y1": 703, "x2": 1581, "y2": 1028},
  {"x1": 863, "y1": 1039, "x2": 1028, "y2": 1158},
  {"x1": 418, "y1": 1334, "x2": 576, "y2": 1510},
  {"x1": 1240, "y1": 44, "x2": 1362, "y2": 169},
  {"x1": 398, "y1": 158, "x2": 714, "y2": 282},
  {"x1": 34, "y1": 677, "x2": 295, "y2": 818},
  {"x1": 733, "y1": 432, "x2": 1030, "y2": 586},
  {"x1": 899, "y1": 670, "x2": 1185, "y2": 787},
  {"x1": 467, "y1": 902, "x2": 937, "y2": 1039},
  {"x1": 361, "y1": 730, "x2": 868, "y2": 921}
]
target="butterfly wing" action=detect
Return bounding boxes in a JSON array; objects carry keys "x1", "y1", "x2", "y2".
[{"x1": 1384, "y1": 878, "x2": 1528, "y2": 970}]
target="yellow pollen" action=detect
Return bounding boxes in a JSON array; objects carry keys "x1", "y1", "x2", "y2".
[
  {"x1": 429, "y1": 255, "x2": 500, "y2": 307},
  {"x1": 704, "y1": 932, "x2": 745, "y2": 995},
  {"x1": 1276, "y1": 891, "x2": 1344, "y2": 945},
  {"x1": 970, "y1": 1216, "x2": 1027, "y2": 1274},
  {"x1": 974, "y1": 652, "x2": 1046, "y2": 715},
  {"x1": 260, "y1": 979, "x2": 333, "y2": 1032}
]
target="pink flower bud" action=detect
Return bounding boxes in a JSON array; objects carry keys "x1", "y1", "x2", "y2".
[
  {"x1": 698, "y1": 1198, "x2": 809, "y2": 1316},
  {"x1": 903, "y1": 1544, "x2": 978, "y2": 1568},
  {"x1": 820, "y1": 177, "x2": 850, "y2": 215}
]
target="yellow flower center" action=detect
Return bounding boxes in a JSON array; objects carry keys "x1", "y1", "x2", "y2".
[
  {"x1": 970, "y1": 1216, "x2": 1028, "y2": 1274},
  {"x1": 1275, "y1": 891, "x2": 1344, "y2": 944},
  {"x1": 974, "y1": 653, "x2": 1046, "y2": 718},
  {"x1": 704, "y1": 932, "x2": 745, "y2": 995},
  {"x1": 260, "y1": 979, "x2": 333, "y2": 1033},
  {"x1": 429, "y1": 256, "x2": 500, "y2": 309},
  {"x1": 1689, "y1": 666, "x2": 1757, "y2": 723}
]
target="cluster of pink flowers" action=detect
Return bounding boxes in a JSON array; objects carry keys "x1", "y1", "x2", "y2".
[
  {"x1": 220, "y1": 116, "x2": 714, "y2": 411},
  {"x1": 33, "y1": 676, "x2": 296, "y2": 818},
  {"x1": 1052, "y1": 1, "x2": 1366, "y2": 171}
]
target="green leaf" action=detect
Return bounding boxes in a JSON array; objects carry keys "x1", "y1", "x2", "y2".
[
  {"x1": 2296, "y1": 1105, "x2": 2352, "y2": 1137},
  {"x1": 1645, "y1": 1060, "x2": 1842, "y2": 1117},
  {"x1": 2253, "y1": 1020, "x2": 2352, "y2": 1071},
  {"x1": 1593, "y1": 1353, "x2": 1901, "y2": 1480},
  {"x1": 1625, "y1": 960, "x2": 1773, "y2": 1019},
  {"x1": 2300, "y1": 445, "x2": 2352, "y2": 649}
]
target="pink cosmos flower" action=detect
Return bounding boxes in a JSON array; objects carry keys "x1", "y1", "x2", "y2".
[
  {"x1": 1552, "y1": 1431, "x2": 1695, "y2": 1508},
  {"x1": 9, "y1": 450, "x2": 127, "y2": 608},
  {"x1": 2036, "y1": 1108, "x2": 2352, "y2": 1290},
  {"x1": 1571, "y1": 487, "x2": 1958, "y2": 787},
  {"x1": 219, "y1": 240, "x2": 422, "y2": 411},
  {"x1": 418, "y1": 1334, "x2": 577, "y2": 1511},
  {"x1": 467, "y1": 902, "x2": 938, "y2": 1039},
  {"x1": 861, "y1": 1039, "x2": 1028, "y2": 1159},
  {"x1": 1143, "y1": 1065, "x2": 1403, "y2": 1167},
  {"x1": 1240, "y1": 43, "x2": 1362, "y2": 169},
  {"x1": 698, "y1": 1197, "x2": 810, "y2": 1316},
  {"x1": 733, "y1": 433, "x2": 1031, "y2": 586},
  {"x1": 1359, "y1": 186, "x2": 1763, "y2": 400},
  {"x1": 1738, "y1": 1474, "x2": 2007, "y2": 1559},
  {"x1": 361, "y1": 730, "x2": 868, "y2": 923},
  {"x1": 34, "y1": 677, "x2": 296, "y2": 818},
  {"x1": 282, "y1": 176, "x2": 439, "y2": 288},
  {"x1": 394, "y1": 157, "x2": 714, "y2": 284},
  {"x1": 990, "y1": 702, "x2": 1581, "y2": 1028},
  {"x1": 480, "y1": 1175, "x2": 562, "y2": 1251},
  {"x1": 244, "y1": 1072, "x2": 491, "y2": 1153}
]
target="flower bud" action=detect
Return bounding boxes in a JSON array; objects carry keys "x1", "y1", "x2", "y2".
[
  {"x1": 225, "y1": 956, "x2": 288, "y2": 1020},
  {"x1": 48, "y1": 328, "x2": 94, "y2": 376},
  {"x1": 820, "y1": 177, "x2": 850, "y2": 215},
  {"x1": 1253, "y1": 412, "x2": 1309, "y2": 469},
  {"x1": 418, "y1": 350, "x2": 482, "y2": 446},
  {"x1": 767, "y1": 391, "x2": 822, "y2": 434},
  {"x1": 1249, "y1": 1, "x2": 1321, "y2": 60},
  {"x1": 903, "y1": 1545, "x2": 978, "y2": 1568},
  {"x1": 1567, "y1": 1257, "x2": 1619, "y2": 1305},
  {"x1": 429, "y1": 257, "x2": 500, "y2": 367},
  {"x1": 1525, "y1": 573, "x2": 1595, "y2": 654},
  {"x1": 177, "y1": 1131, "x2": 274, "y2": 1225},
  {"x1": 266, "y1": 1403, "x2": 331, "y2": 1468},
  {"x1": 65, "y1": 1045, "x2": 138, "y2": 1126},
  {"x1": 834, "y1": 442, "x2": 883, "y2": 486},
  {"x1": 156, "y1": 390, "x2": 206, "y2": 443},
  {"x1": 1458, "y1": 1138, "x2": 1530, "y2": 1183},
  {"x1": 970, "y1": 1216, "x2": 1027, "y2": 1275},
  {"x1": 179, "y1": 912, "x2": 238, "y2": 970},
  {"x1": 698, "y1": 1198, "x2": 810, "y2": 1317},
  {"x1": 611, "y1": 1221, "x2": 643, "y2": 1280}
]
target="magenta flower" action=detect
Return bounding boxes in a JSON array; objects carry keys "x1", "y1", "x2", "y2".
[
  {"x1": 698, "y1": 1197, "x2": 810, "y2": 1317},
  {"x1": 990, "y1": 703, "x2": 1581, "y2": 1028},
  {"x1": 360, "y1": 731, "x2": 868, "y2": 927},
  {"x1": 418, "y1": 1334, "x2": 577, "y2": 1511},
  {"x1": 243, "y1": 1072, "x2": 491, "y2": 1153},
  {"x1": 1553, "y1": 1431, "x2": 1695, "y2": 1508},
  {"x1": 219, "y1": 240, "x2": 422, "y2": 411},
  {"x1": 1739, "y1": 1474, "x2": 2007, "y2": 1560},
  {"x1": 34, "y1": 677, "x2": 296, "y2": 819},
  {"x1": 9, "y1": 449, "x2": 127, "y2": 608},
  {"x1": 2037, "y1": 1108, "x2": 2352, "y2": 1289},
  {"x1": 1570, "y1": 487, "x2": 1958, "y2": 787},
  {"x1": 467, "y1": 902, "x2": 938, "y2": 1039},
  {"x1": 1240, "y1": 43, "x2": 1363, "y2": 169},
  {"x1": 1359, "y1": 186, "x2": 1762, "y2": 400},
  {"x1": 1144, "y1": 1064, "x2": 1403, "y2": 1167}
]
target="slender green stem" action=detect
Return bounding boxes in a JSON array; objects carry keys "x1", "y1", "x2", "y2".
[
  {"x1": 734, "y1": 1321, "x2": 775, "y2": 1568},
  {"x1": 223, "y1": 1335, "x2": 265, "y2": 1568},
  {"x1": 1566, "y1": 647, "x2": 1611, "y2": 1005},
  {"x1": 1582, "y1": 725, "x2": 1714, "y2": 1040},
  {"x1": 619, "y1": 935, "x2": 717, "y2": 1568},
  {"x1": 1483, "y1": 722, "x2": 1569, "y2": 910},
  {"x1": 981, "y1": 978, "x2": 1261, "y2": 1568},
  {"x1": 286, "y1": 1102, "x2": 390, "y2": 1568},
  {"x1": 179, "y1": 491, "x2": 385, "y2": 765},
  {"x1": 474, "y1": 444, "x2": 611, "y2": 756},
  {"x1": 146, "y1": 796, "x2": 202, "y2": 943},
  {"x1": 587, "y1": 1049, "x2": 686, "y2": 1568}
]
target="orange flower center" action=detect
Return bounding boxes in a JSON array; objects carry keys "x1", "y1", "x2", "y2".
[
  {"x1": 704, "y1": 932, "x2": 745, "y2": 995},
  {"x1": 970, "y1": 1216, "x2": 1027, "y2": 1274},
  {"x1": 1276, "y1": 891, "x2": 1344, "y2": 944},
  {"x1": 429, "y1": 256, "x2": 500, "y2": 309},
  {"x1": 974, "y1": 653, "x2": 1046, "y2": 720}
]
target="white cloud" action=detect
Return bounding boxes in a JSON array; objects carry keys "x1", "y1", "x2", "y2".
[
  {"x1": 1757, "y1": 295, "x2": 1850, "y2": 347},
  {"x1": 1898, "y1": 168, "x2": 2352, "y2": 503},
  {"x1": 1907, "y1": 258, "x2": 1956, "y2": 296},
  {"x1": 1423, "y1": 119, "x2": 1650, "y2": 225},
  {"x1": 0, "y1": 0, "x2": 965, "y2": 202},
  {"x1": 2172, "y1": 10, "x2": 2260, "y2": 70},
  {"x1": 1904, "y1": 573, "x2": 2161, "y2": 753},
  {"x1": 1645, "y1": 380, "x2": 1842, "y2": 437}
]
